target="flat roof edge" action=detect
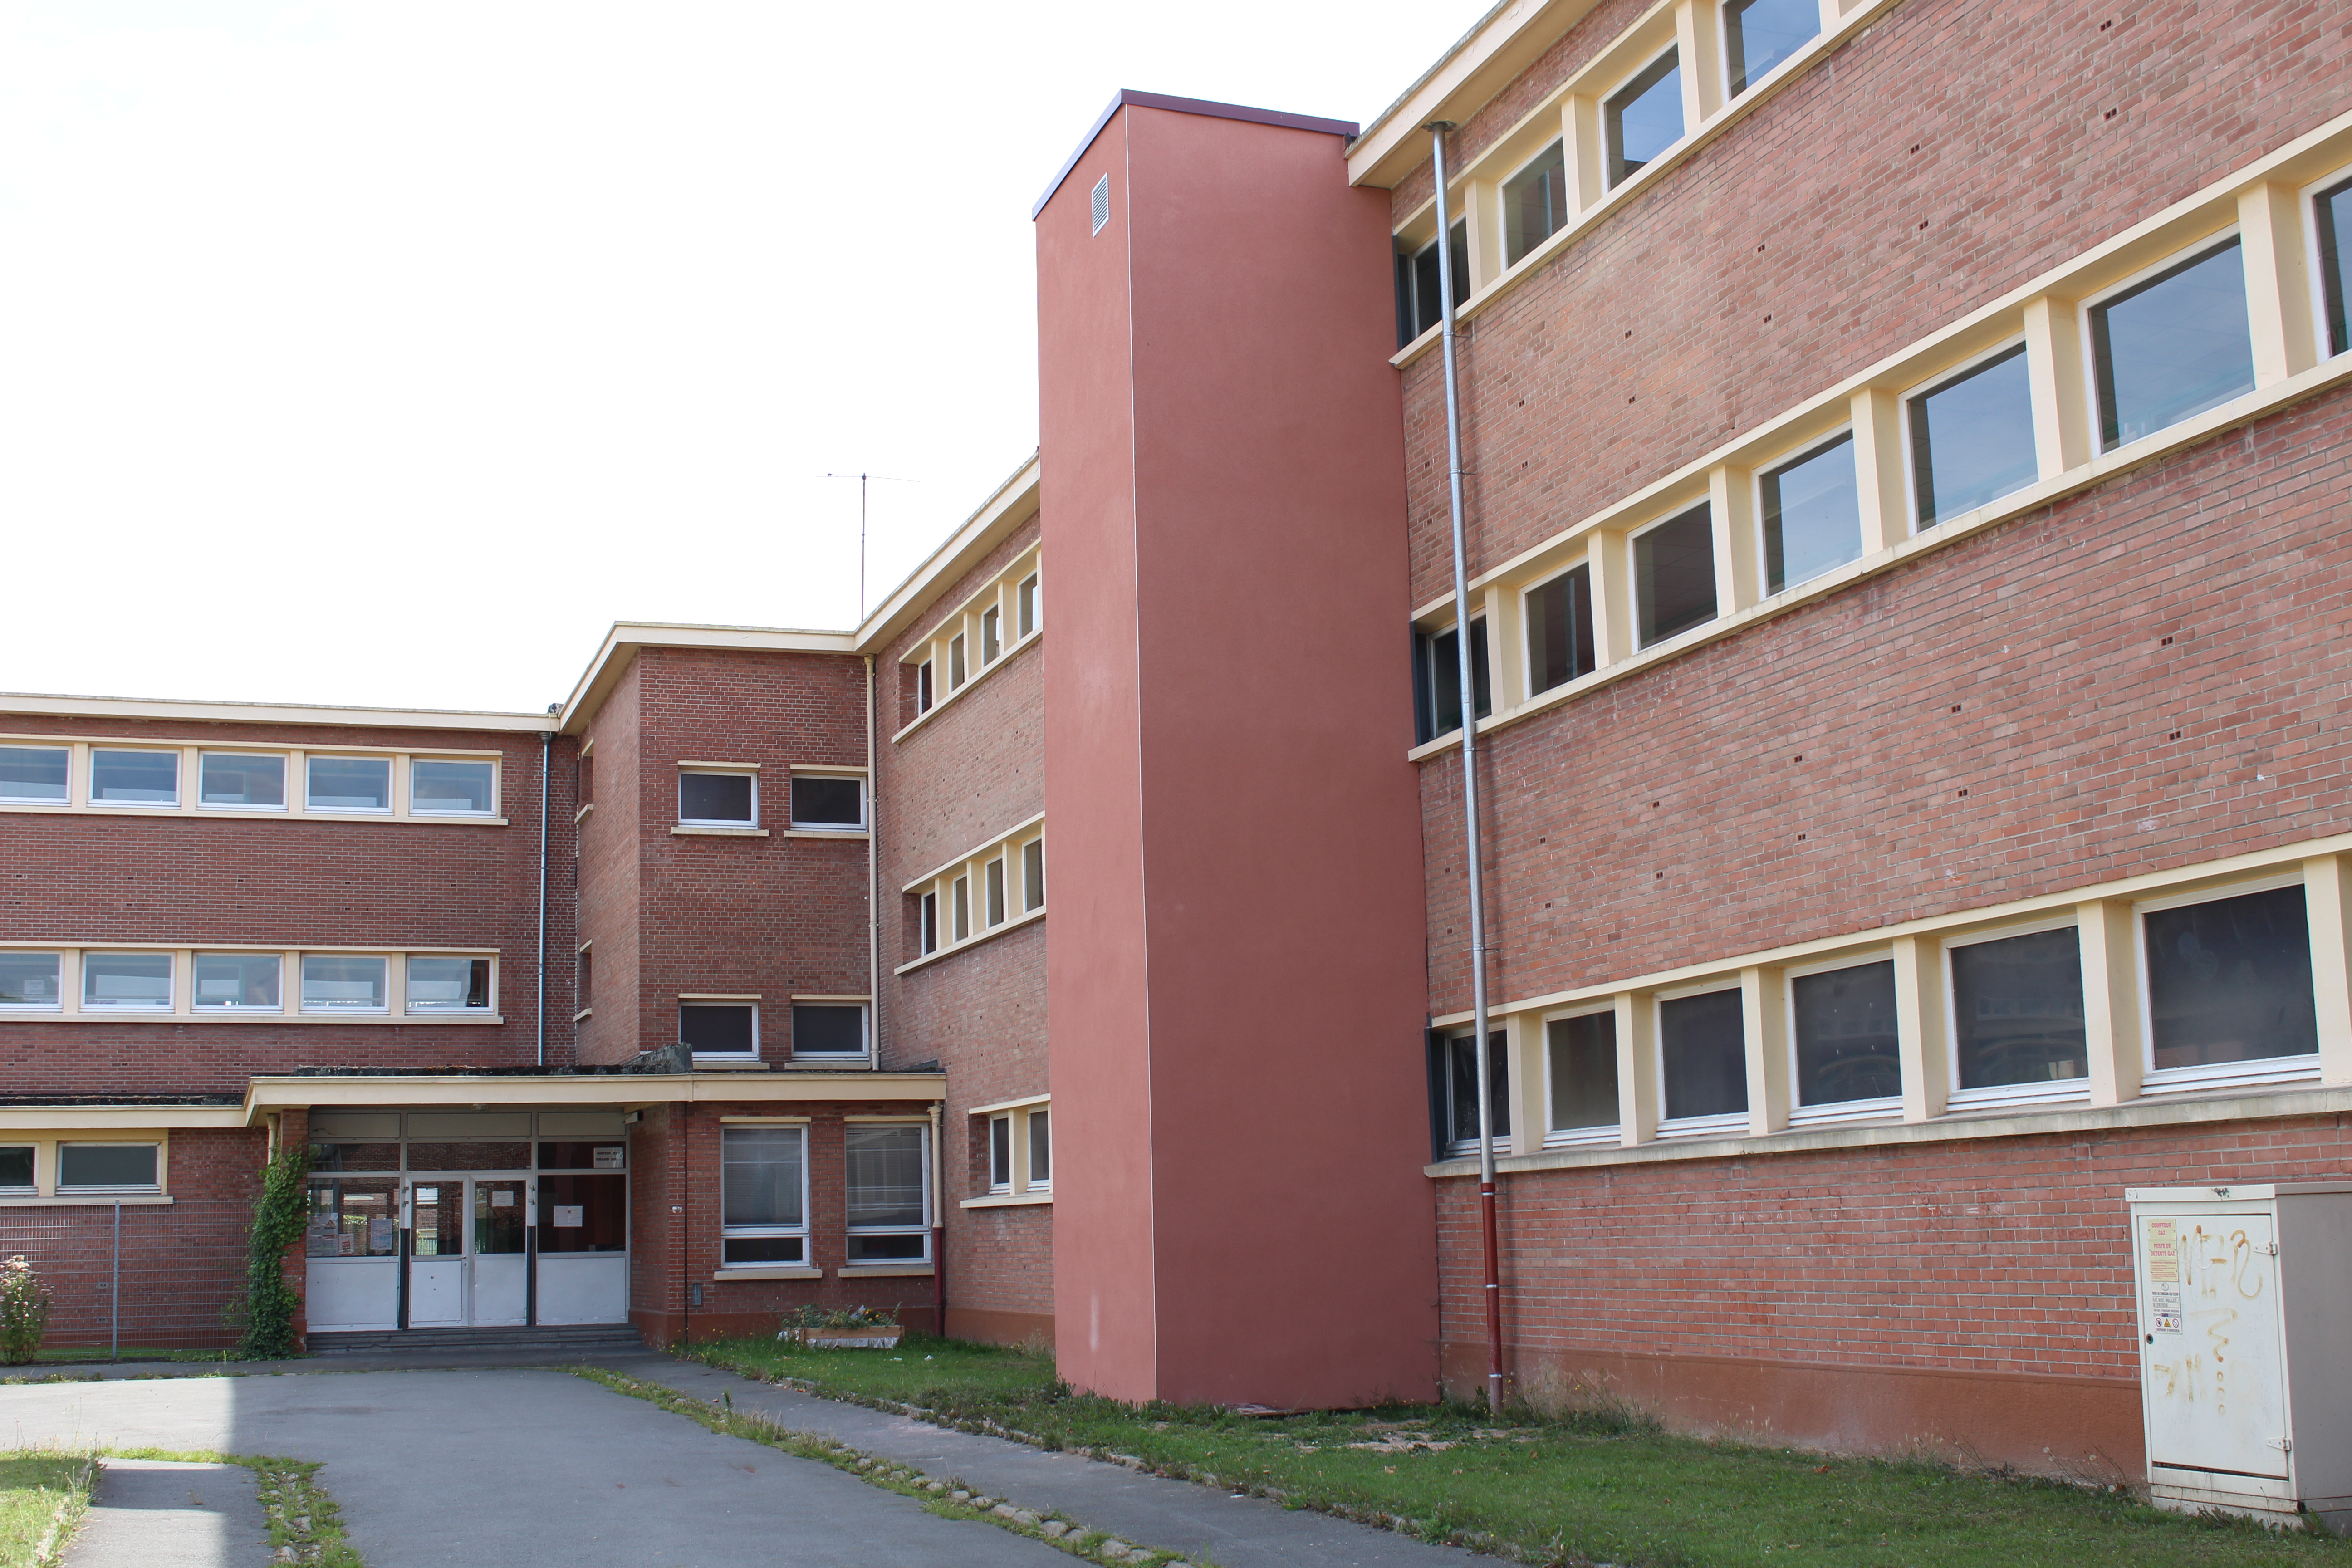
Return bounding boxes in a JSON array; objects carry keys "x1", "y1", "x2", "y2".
[
  {"x1": 1032, "y1": 89, "x2": 1360, "y2": 219},
  {"x1": 0, "y1": 691, "x2": 555, "y2": 734}
]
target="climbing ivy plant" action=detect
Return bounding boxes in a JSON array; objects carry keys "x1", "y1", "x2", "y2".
[{"x1": 237, "y1": 1143, "x2": 313, "y2": 1361}]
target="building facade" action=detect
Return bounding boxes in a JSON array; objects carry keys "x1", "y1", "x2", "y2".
[{"x1": 5, "y1": 0, "x2": 2352, "y2": 1480}]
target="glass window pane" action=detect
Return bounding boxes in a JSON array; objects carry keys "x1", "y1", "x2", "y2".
[
  {"x1": 193, "y1": 953, "x2": 280, "y2": 1010},
  {"x1": 0, "y1": 953, "x2": 62, "y2": 1008},
  {"x1": 986, "y1": 859, "x2": 1006, "y2": 925},
  {"x1": 1029, "y1": 1108, "x2": 1051, "y2": 1185},
  {"x1": 1528, "y1": 565, "x2": 1596, "y2": 696},
  {"x1": 1761, "y1": 434, "x2": 1860, "y2": 593},
  {"x1": 1910, "y1": 345, "x2": 2038, "y2": 526},
  {"x1": 953, "y1": 877, "x2": 970, "y2": 941},
  {"x1": 1636, "y1": 505, "x2": 1717, "y2": 647},
  {"x1": 306, "y1": 755, "x2": 390, "y2": 812},
  {"x1": 411, "y1": 760, "x2": 494, "y2": 814},
  {"x1": 722, "y1": 1235, "x2": 804, "y2": 1264},
  {"x1": 1725, "y1": 0, "x2": 1819, "y2": 94},
  {"x1": 679, "y1": 772, "x2": 754, "y2": 824},
  {"x1": 790, "y1": 1004, "x2": 864, "y2": 1056},
  {"x1": 2319, "y1": 177, "x2": 2352, "y2": 358},
  {"x1": 1792, "y1": 960, "x2": 1901, "y2": 1105},
  {"x1": 1426, "y1": 619, "x2": 1492, "y2": 737},
  {"x1": 789, "y1": 775, "x2": 863, "y2": 828},
  {"x1": 989, "y1": 1117, "x2": 1012, "y2": 1189},
  {"x1": 538, "y1": 1173, "x2": 629, "y2": 1253},
  {"x1": 920, "y1": 892, "x2": 938, "y2": 953},
  {"x1": 306, "y1": 1177, "x2": 398, "y2": 1257},
  {"x1": 0, "y1": 1147, "x2": 33, "y2": 1190},
  {"x1": 2145, "y1": 886, "x2": 2317, "y2": 1071},
  {"x1": 1950, "y1": 928, "x2": 2087, "y2": 1089},
  {"x1": 474, "y1": 1179, "x2": 528, "y2": 1255},
  {"x1": 83, "y1": 952, "x2": 172, "y2": 1009},
  {"x1": 950, "y1": 634, "x2": 967, "y2": 687},
  {"x1": 59, "y1": 1143, "x2": 157, "y2": 1189},
  {"x1": 0, "y1": 746, "x2": 69, "y2": 804},
  {"x1": 1606, "y1": 49, "x2": 1683, "y2": 186},
  {"x1": 300, "y1": 954, "x2": 387, "y2": 1011},
  {"x1": 2092, "y1": 240, "x2": 2256, "y2": 449},
  {"x1": 847, "y1": 1233, "x2": 927, "y2": 1263},
  {"x1": 1448, "y1": 1033, "x2": 1509, "y2": 1146},
  {"x1": 722, "y1": 1127, "x2": 804, "y2": 1229},
  {"x1": 1018, "y1": 574, "x2": 1039, "y2": 637},
  {"x1": 408, "y1": 1182, "x2": 459, "y2": 1256},
  {"x1": 1023, "y1": 839, "x2": 1046, "y2": 911},
  {"x1": 200, "y1": 753, "x2": 285, "y2": 808},
  {"x1": 982, "y1": 605, "x2": 1001, "y2": 662},
  {"x1": 681, "y1": 1004, "x2": 755, "y2": 1054},
  {"x1": 1504, "y1": 140, "x2": 1568, "y2": 266},
  {"x1": 407, "y1": 956, "x2": 490, "y2": 1012},
  {"x1": 847, "y1": 1126, "x2": 926, "y2": 1230},
  {"x1": 1661, "y1": 990, "x2": 1747, "y2": 1119},
  {"x1": 536, "y1": 1142, "x2": 626, "y2": 1171},
  {"x1": 1547, "y1": 1012, "x2": 1620, "y2": 1130},
  {"x1": 90, "y1": 748, "x2": 178, "y2": 804}
]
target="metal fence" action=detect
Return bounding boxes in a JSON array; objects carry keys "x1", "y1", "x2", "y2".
[{"x1": 0, "y1": 1201, "x2": 247, "y2": 1356}]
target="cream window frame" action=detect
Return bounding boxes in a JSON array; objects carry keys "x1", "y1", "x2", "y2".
[
  {"x1": 56, "y1": 1139, "x2": 162, "y2": 1195},
  {"x1": 899, "y1": 815, "x2": 1046, "y2": 973},
  {"x1": 894, "y1": 546, "x2": 1044, "y2": 742},
  {"x1": 2300, "y1": 169, "x2": 2351, "y2": 364},
  {"x1": 1624, "y1": 500, "x2": 1721, "y2": 654},
  {"x1": 2134, "y1": 872, "x2": 2320, "y2": 1098},
  {"x1": 1897, "y1": 336, "x2": 2036, "y2": 535},
  {"x1": 1718, "y1": 0, "x2": 1825, "y2": 104},
  {"x1": 1782, "y1": 949, "x2": 1902, "y2": 1129},
  {"x1": 963, "y1": 1093, "x2": 1052, "y2": 1207},
  {"x1": 0, "y1": 735, "x2": 505, "y2": 824},
  {"x1": 1601, "y1": 42, "x2": 1688, "y2": 194},
  {"x1": 0, "y1": 1131, "x2": 175, "y2": 1202},
  {"x1": 0, "y1": 942, "x2": 497, "y2": 1024},
  {"x1": 1751, "y1": 424, "x2": 1862, "y2": 601},
  {"x1": 2077, "y1": 226, "x2": 2251, "y2": 457}
]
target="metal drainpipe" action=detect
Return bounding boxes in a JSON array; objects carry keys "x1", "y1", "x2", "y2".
[
  {"x1": 537, "y1": 732, "x2": 551, "y2": 1067},
  {"x1": 1429, "y1": 120, "x2": 1506, "y2": 1416},
  {"x1": 929, "y1": 1101, "x2": 945, "y2": 1337},
  {"x1": 866, "y1": 656, "x2": 880, "y2": 1070}
]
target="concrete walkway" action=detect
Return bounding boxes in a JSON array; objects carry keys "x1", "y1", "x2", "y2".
[{"x1": 61, "y1": 1459, "x2": 271, "y2": 1568}]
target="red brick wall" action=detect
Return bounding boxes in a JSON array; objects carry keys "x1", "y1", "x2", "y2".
[
  {"x1": 0, "y1": 715, "x2": 577, "y2": 1091},
  {"x1": 574, "y1": 656, "x2": 642, "y2": 1066}
]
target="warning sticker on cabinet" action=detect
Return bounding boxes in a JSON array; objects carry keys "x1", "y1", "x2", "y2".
[
  {"x1": 2146, "y1": 1219, "x2": 2179, "y2": 1283},
  {"x1": 2150, "y1": 1288, "x2": 2183, "y2": 1334}
]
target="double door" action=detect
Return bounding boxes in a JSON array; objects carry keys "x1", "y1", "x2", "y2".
[{"x1": 406, "y1": 1176, "x2": 528, "y2": 1327}]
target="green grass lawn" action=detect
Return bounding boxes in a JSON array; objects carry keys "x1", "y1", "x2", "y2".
[
  {"x1": 0, "y1": 1450, "x2": 93, "y2": 1567},
  {"x1": 684, "y1": 1335, "x2": 2343, "y2": 1568}
]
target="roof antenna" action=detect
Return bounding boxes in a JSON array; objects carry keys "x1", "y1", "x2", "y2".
[{"x1": 824, "y1": 473, "x2": 917, "y2": 622}]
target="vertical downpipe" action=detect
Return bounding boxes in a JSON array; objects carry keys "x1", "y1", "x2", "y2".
[
  {"x1": 929, "y1": 1102, "x2": 945, "y2": 1337},
  {"x1": 1429, "y1": 121, "x2": 1506, "y2": 1415},
  {"x1": 537, "y1": 732, "x2": 552, "y2": 1068},
  {"x1": 111, "y1": 1199, "x2": 121, "y2": 1360},
  {"x1": 866, "y1": 656, "x2": 880, "y2": 1070}
]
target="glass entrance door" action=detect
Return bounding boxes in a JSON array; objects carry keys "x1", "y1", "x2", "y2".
[
  {"x1": 406, "y1": 1180, "x2": 466, "y2": 1324},
  {"x1": 470, "y1": 1178, "x2": 528, "y2": 1326},
  {"x1": 405, "y1": 1176, "x2": 531, "y2": 1326}
]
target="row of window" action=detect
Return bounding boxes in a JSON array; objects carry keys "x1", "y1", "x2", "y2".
[
  {"x1": 1398, "y1": 0, "x2": 1829, "y2": 343},
  {"x1": 906, "y1": 549, "x2": 1043, "y2": 725},
  {"x1": 720, "y1": 1123, "x2": 931, "y2": 1267},
  {"x1": 676, "y1": 768, "x2": 866, "y2": 832},
  {"x1": 981, "y1": 1100, "x2": 1052, "y2": 1197},
  {"x1": 911, "y1": 825, "x2": 1046, "y2": 961},
  {"x1": 0, "y1": 949, "x2": 493, "y2": 1016},
  {"x1": 0, "y1": 743, "x2": 500, "y2": 817},
  {"x1": 677, "y1": 1000, "x2": 868, "y2": 1059},
  {"x1": 0, "y1": 1142, "x2": 159, "y2": 1196},
  {"x1": 1436, "y1": 876, "x2": 2326, "y2": 1157},
  {"x1": 1414, "y1": 172, "x2": 2352, "y2": 742}
]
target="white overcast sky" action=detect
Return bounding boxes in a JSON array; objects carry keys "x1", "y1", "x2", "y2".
[{"x1": 0, "y1": 1, "x2": 1475, "y2": 713}]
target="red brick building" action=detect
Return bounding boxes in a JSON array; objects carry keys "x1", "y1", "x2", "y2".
[{"x1": 6, "y1": 0, "x2": 2352, "y2": 1488}]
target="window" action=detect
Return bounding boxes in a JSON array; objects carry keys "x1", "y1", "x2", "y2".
[
  {"x1": 412, "y1": 760, "x2": 495, "y2": 815},
  {"x1": 952, "y1": 876, "x2": 970, "y2": 942},
  {"x1": 1660, "y1": 988, "x2": 1746, "y2": 1122},
  {"x1": 1761, "y1": 434, "x2": 1861, "y2": 594},
  {"x1": 982, "y1": 605, "x2": 1002, "y2": 664},
  {"x1": 681, "y1": 1002, "x2": 756, "y2": 1057},
  {"x1": 1415, "y1": 618, "x2": 1491, "y2": 743},
  {"x1": 577, "y1": 751, "x2": 593, "y2": 808},
  {"x1": 720, "y1": 1125, "x2": 806, "y2": 1265},
  {"x1": 987, "y1": 1115, "x2": 1013, "y2": 1193},
  {"x1": 1439, "y1": 1030, "x2": 1509, "y2": 1156},
  {"x1": 2091, "y1": 238, "x2": 2255, "y2": 450},
  {"x1": 679, "y1": 770, "x2": 756, "y2": 826},
  {"x1": 307, "y1": 755, "x2": 390, "y2": 813},
  {"x1": 1526, "y1": 565, "x2": 1596, "y2": 698},
  {"x1": 1634, "y1": 504, "x2": 1717, "y2": 648},
  {"x1": 790, "y1": 1003, "x2": 866, "y2": 1057},
  {"x1": 0, "y1": 745, "x2": 67, "y2": 804},
  {"x1": 985, "y1": 858, "x2": 1006, "y2": 926},
  {"x1": 576, "y1": 947, "x2": 592, "y2": 1010},
  {"x1": 950, "y1": 633, "x2": 967, "y2": 689},
  {"x1": 789, "y1": 774, "x2": 864, "y2": 831},
  {"x1": 193, "y1": 953, "x2": 281, "y2": 1012},
  {"x1": 2319, "y1": 176, "x2": 2352, "y2": 358},
  {"x1": 0, "y1": 953, "x2": 62, "y2": 1010},
  {"x1": 83, "y1": 952, "x2": 172, "y2": 1010},
  {"x1": 1022, "y1": 838, "x2": 1045, "y2": 912},
  {"x1": 199, "y1": 753, "x2": 284, "y2": 809},
  {"x1": 1504, "y1": 141, "x2": 1568, "y2": 267},
  {"x1": 1791, "y1": 960, "x2": 1901, "y2": 1108},
  {"x1": 1948, "y1": 926, "x2": 2086, "y2": 1093},
  {"x1": 1547, "y1": 1012, "x2": 1619, "y2": 1135},
  {"x1": 845, "y1": 1125, "x2": 929, "y2": 1263},
  {"x1": 2143, "y1": 885, "x2": 2317, "y2": 1074},
  {"x1": 301, "y1": 955, "x2": 387, "y2": 1013},
  {"x1": 1018, "y1": 573, "x2": 1039, "y2": 637},
  {"x1": 91, "y1": 749, "x2": 178, "y2": 805},
  {"x1": 1724, "y1": 0, "x2": 1819, "y2": 94},
  {"x1": 1027, "y1": 1108, "x2": 1051, "y2": 1190},
  {"x1": 919, "y1": 891, "x2": 939, "y2": 955},
  {"x1": 1396, "y1": 219, "x2": 1469, "y2": 346},
  {"x1": 1908, "y1": 343, "x2": 2037, "y2": 527},
  {"x1": 407, "y1": 956, "x2": 491, "y2": 1013},
  {"x1": 917, "y1": 659, "x2": 935, "y2": 715},
  {"x1": 59, "y1": 1143, "x2": 157, "y2": 1192},
  {"x1": 1605, "y1": 49, "x2": 1682, "y2": 188},
  {"x1": 0, "y1": 1147, "x2": 31, "y2": 1194}
]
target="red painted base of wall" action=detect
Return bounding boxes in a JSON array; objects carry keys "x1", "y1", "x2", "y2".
[{"x1": 945, "y1": 1307, "x2": 1054, "y2": 1350}]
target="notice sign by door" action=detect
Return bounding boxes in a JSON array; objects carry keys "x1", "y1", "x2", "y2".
[
  {"x1": 2146, "y1": 1219, "x2": 2179, "y2": 1282},
  {"x1": 553, "y1": 1205, "x2": 585, "y2": 1228},
  {"x1": 593, "y1": 1146, "x2": 624, "y2": 1170}
]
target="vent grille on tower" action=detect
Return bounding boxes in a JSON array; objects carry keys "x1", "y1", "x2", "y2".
[{"x1": 1091, "y1": 175, "x2": 1110, "y2": 235}]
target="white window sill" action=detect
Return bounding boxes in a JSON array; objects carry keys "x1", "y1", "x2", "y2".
[
  {"x1": 1541, "y1": 1125, "x2": 1619, "y2": 1150},
  {"x1": 691, "y1": 1056, "x2": 770, "y2": 1071},
  {"x1": 712, "y1": 1265, "x2": 819, "y2": 1281},
  {"x1": 1946, "y1": 1082, "x2": 2091, "y2": 1114},
  {"x1": 574, "y1": 802, "x2": 594, "y2": 824},
  {"x1": 895, "y1": 904, "x2": 1047, "y2": 975},
  {"x1": 20, "y1": 1194, "x2": 170, "y2": 1205},
  {"x1": 836, "y1": 1263, "x2": 936, "y2": 1277},
  {"x1": 572, "y1": 1007, "x2": 593, "y2": 1023},
  {"x1": 784, "y1": 1055, "x2": 870, "y2": 1068},
  {"x1": 960, "y1": 1191, "x2": 1052, "y2": 1209},
  {"x1": 1787, "y1": 1097, "x2": 1902, "y2": 1129},
  {"x1": 783, "y1": 828, "x2": 869, "y2": 840},
  {"x1": 7, "y1": 1012, "x2": 502, "y2": 1026},
  {"x1": 672, "y1": 824, "x2": 768, "y2": 837},
  {"x1": 0, "y1": 804, "x2": 517, "y2": 827},
  {"x1": 2141, "y1": 1055, "x2": 2321, "y2": 1096},
  {"x1": 1656, "y1": 1112, "x2": 1747, "y2": 1140}
]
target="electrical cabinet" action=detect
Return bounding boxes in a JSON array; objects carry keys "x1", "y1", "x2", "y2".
[{"x1": 2127, "y1": 1184, "x2": 2352, "y2": 1534}]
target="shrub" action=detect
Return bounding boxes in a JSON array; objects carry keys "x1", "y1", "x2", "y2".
[
  {"x1": 779, "y1": 1304, "x2": 899, "y2": 1333},
  {"x1": 0, "y1": 1255, "x2": 52, "y2": 1364}
]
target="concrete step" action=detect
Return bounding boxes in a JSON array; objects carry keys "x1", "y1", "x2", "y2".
[{"x1": 308, "y1": 1324, "x2": 646, "y2": 1356}]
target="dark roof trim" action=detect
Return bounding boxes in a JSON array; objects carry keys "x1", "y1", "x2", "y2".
[{"x1": 1032, "y1": 89, "x2": 1361, "y2": 219}]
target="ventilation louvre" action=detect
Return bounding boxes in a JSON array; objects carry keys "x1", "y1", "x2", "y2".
[{"x1": 1090, "y1": 175, "x2": 1110, "y2": 235}]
